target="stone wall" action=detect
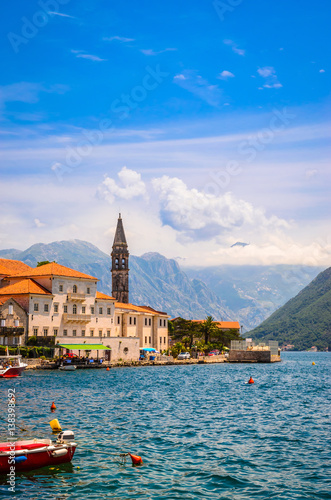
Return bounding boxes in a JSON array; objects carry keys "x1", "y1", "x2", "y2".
[{"x1": 228, "y1": 350, "x2": 271, "y2": 363}]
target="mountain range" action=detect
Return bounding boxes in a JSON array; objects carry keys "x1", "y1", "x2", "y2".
[
  {"x1": 0, "y1": 240, "x2": 324, "y2": 332},
  {"x1": 249, "y1": 267, "x2": 331, "y2": 350}
]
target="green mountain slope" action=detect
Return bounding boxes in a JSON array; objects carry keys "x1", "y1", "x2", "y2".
[{"x1": 249, "y1": 267, "x2": 331, "y2": 350}]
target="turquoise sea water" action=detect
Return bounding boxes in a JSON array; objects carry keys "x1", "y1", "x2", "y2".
[{"x1": 0, "y1": 352, "x2": 330, "y2": 499}]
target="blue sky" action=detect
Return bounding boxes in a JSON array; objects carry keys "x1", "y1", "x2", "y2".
[{"x1": 1, "y1": 0, "x2": 330, "y2": 266}]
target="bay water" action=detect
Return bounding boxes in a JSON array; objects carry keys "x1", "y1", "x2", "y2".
[{"x1": 0, "y1": 352, "x2": 330, "y2": 499}]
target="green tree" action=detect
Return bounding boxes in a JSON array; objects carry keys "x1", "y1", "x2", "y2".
[
  {"x1": 199, "y1": 316, "x2": 217, "y2": 344},
  {"x1": 172, "y1": 318, "x2": 201, "y2": 348}
]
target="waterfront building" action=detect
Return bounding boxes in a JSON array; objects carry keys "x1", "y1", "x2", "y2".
[{"x1": 0, "y1": 214, "x2": 170, "y2": 358}]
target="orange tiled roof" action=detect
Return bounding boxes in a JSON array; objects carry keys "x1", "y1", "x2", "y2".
[
  {"x1": 115, "y1": 302, "x2": 168, "y2": 316},
  {"x1": 96, "y1": 291, "x2": 115, "y2": 300},
  {"x1": 191, "y1": 319, "x2": 240, "y2": 329},
  {"x1": 0, "y1": 296, "x2": 26, "y2": 310},
  {"x1": 0, "y1": 259, "x2": 32, "y2": 276},
  {"x1": 0, "y1": 278, "x2": 52, "y2": 296},
  {"x1": 11, "y1": 262, "x2": 98, "y2": 281}
]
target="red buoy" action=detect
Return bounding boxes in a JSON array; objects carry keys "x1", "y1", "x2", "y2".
[
  {"x1": 50, "y1": 402, "x2": 56, "y2": 411},
  {"x1": 248, "y1": 377, "x2": 254, "y2": 384},
  {"x1": 129, "y1": 453, "x2": 143, "y2": 466},
  {"x1": 106, "y1": 367, "x2": 110, "y2": 371}
]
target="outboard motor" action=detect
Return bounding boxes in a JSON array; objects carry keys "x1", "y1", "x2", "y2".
[{"x1": 56, "y1": 430, "x2": 75, "y2": 444}]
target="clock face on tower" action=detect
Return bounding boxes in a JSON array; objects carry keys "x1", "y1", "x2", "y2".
[{"x1": 111, "y1": 214, "x2": 129, "y2": 303}]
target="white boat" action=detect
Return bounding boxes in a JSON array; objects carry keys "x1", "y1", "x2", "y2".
[
  {"x1": 59, "y1": 364, "x2": 77, "y2": 371},
  {"x1": 0, "y1": 355, "x2": 28, "y2": 378}
]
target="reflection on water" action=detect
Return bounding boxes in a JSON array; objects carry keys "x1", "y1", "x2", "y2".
[{"x1": 0, "y1": 352, "x2": 330, "y2": 499}]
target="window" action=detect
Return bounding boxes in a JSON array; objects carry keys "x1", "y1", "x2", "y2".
[
  {"x1": 145, "y1": 336, "x2": 147, "y2": 344},
  {"x1": 43, "y1": 328, "x2": 48, "y2": 337},
  {"x1": 8, "y1": 305, "x2": 13, "y2": 315},
  {"x1": 160, "y1": 337, "x2": 162, "y2": 344},
  {"x1": 0, "y1": 319, "x2": 5, "y2": 327},
  {"x1": 44, "y1": 304, "x2": 49, "y2": 312},
  {"x1": 164, "y1": 337, "x2": 166, "y2": 344},
  {"x1": 144, "y1": 318, "x2": 147, "y2": 326},
  {"x1": 73, "y1": 285, "x2": 77, "y2": 293},
  {"x1": 82, "y1": 306, "x2": 86, "y2": 314},
  {"x1": 124, "y1": 347, "x2": 128, "y2": 354},
  {"x1": 107, "y1": 307, "x2": 111, "y2": 315},
  {"x1": 159, "y1": 319, "x2": 162, "y2": 327},
  {"x1": 99, "y1": 330, "x2": 102, "y2": 337},
  {"x1": 91, "y1": 306, "x2": 95, "y2": 315},
  {"x1": 107, "y1": 330, "x2": 111, "y2": 337},
  {"x1": 34, "y1": 303, "x2": 39, "y2": 312},
  {"x1": 117, "y1": 316, "x2": 120, "y2": 325},
  {"x1": 122, "y1": 258, "x2": 125, "y2": 269},
  {"x1": 73, "y1": 329, "x2": 77, "y2": 337},
  {"x1": 149, "y1": 318, "x2": 151, "y2": 326},
  {"x1": 115, "y1": 258, "x2": 119, "y2": 269},
  {"x1": 59, "y1": 284, "x2": 63, "y2": 292},
  {"x1": 53, "y1": 329, "x2": 58, "y2": 336},
  {"x1": 81, "y1": 330, "x2": 85, "y2": 337},
  {"x1": 64, "y1": 305, "x2": 68, "y2": 313},
  {"x1": 73, "y1": 304, "x2": 77, "y2": 314},
  {"x1": 129, "y1": 317, "x2": 132, "y2": 325},
  {"x1": 164, "y1": 319, "x2": 167, "y2": 327},
  {"x1": 33, "y1": 328, "x2": 38, "y2": 335},
  {"x1": 54, "y1": 304, "x2": 59, "y2": 313},
  {"x1": 149, "y1": 336, "x2": 151, "y2": 344},
  {"x1": 90, "y1": 329, "x2": 94, "y2": 337},
  {"x1": 63, "y1": 329, "x2": 67, "y2": 336},
  {"x1": 99, "y1": 307, "x2": 103, "y2": 315},
  {"x1": 14, "y1": 320, "x2": 19, "y2": 327},
  {"x1": 87, "y1": 287, "x2": 90, "y2": 294},
  {"x1": 133, "y1": 317, "x2": 136, "y2": 325}
]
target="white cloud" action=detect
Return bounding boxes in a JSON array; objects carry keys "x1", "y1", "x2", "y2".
[
  {"x1": 319, "y1": 69, "x2": 325, "y2": 73},
  {"x1": 152, "y1": 175, "x2": 289, "y2": 240},
  {"x1": 34, "y1": 218, "x2": 46, "y2": 228},
  {"x1": 257, "y1": 66, "x2": 282, "y2": 89},
  {"x1": 218, "y1": 70, "x2": 235, "y2": 80},
  {"x1": 97, "y1": 167, "x2": 147, "y2": 203},
  {"x1": 71, "y1": 51, "x2": 107, "y2": 62},
  {"x1": 48, "y1": 11, "x2": 75, "y2": 18},
  {"x1": 103, "y1": 36, "x2": 135, "y2": 42},
  {"x1": 257, "y1": 67, "x2": 274, "y2": 78},
  {"x1": 140, "y1": 48, "x2": 177, "y2": 56},
  {"x1": 223, "y1": 39, "x2": 245, "y2": 56},
  {"x1": 173, "y1": 70, "x2": 223, "y2": 106}
]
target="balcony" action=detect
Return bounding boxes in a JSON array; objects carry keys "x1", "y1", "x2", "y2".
[
  {"x1": 67, "y1": 293, "x2": 86, "y2": 301},
  {"x1": 63, "y1": 314, "x2": 91, "y2": 323},
  {"x1": 0, "y1": 327, "x2": 25, "y2": 336}
]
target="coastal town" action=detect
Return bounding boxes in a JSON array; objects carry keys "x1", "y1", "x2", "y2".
[{"x1": 0, "y1": 214, "x2": 281, "y2": 367}]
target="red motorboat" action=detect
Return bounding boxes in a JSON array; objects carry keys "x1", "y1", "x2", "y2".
[
  {"x1": 0, "y1": 355, "x2": 27, "y2": 378},
  {"x1": 0, "y1": 431, "x2": 77, "y2": 473}
]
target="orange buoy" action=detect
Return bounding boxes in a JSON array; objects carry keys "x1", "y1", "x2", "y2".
[
  {"x1": 50, "y1": 402, "x2": 56, "y2": 411},
  {"x1": 248, "y1": 377, "x2": 254, "y2": 384},
  {"x1": 106, "y1": 367, "x2": 110, "y2": 371},
  {"x1": 128, "y1": 453, "x2": 143, "y2": 466}
]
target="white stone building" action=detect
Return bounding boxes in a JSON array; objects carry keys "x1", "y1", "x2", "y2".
[{"x1": 0, "y1": 259, "x2": 169, "y2": 361}]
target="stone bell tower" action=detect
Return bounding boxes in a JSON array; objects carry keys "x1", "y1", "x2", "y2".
[{"x1": 111, "y1": 213, "x2": 129, "y2": 303}]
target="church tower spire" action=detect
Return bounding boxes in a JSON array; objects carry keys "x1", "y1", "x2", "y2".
[{"x1": 111, "y1": 213, "x2": 129, "y2": 303}]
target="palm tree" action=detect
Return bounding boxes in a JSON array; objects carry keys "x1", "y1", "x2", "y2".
[{"x1": 199, "y1": 316, "x2": 216, "y2": 344}]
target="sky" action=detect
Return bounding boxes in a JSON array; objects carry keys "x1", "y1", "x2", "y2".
[{"x1": 1, "y1": 0, "x2": 330, "y2": 267}]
